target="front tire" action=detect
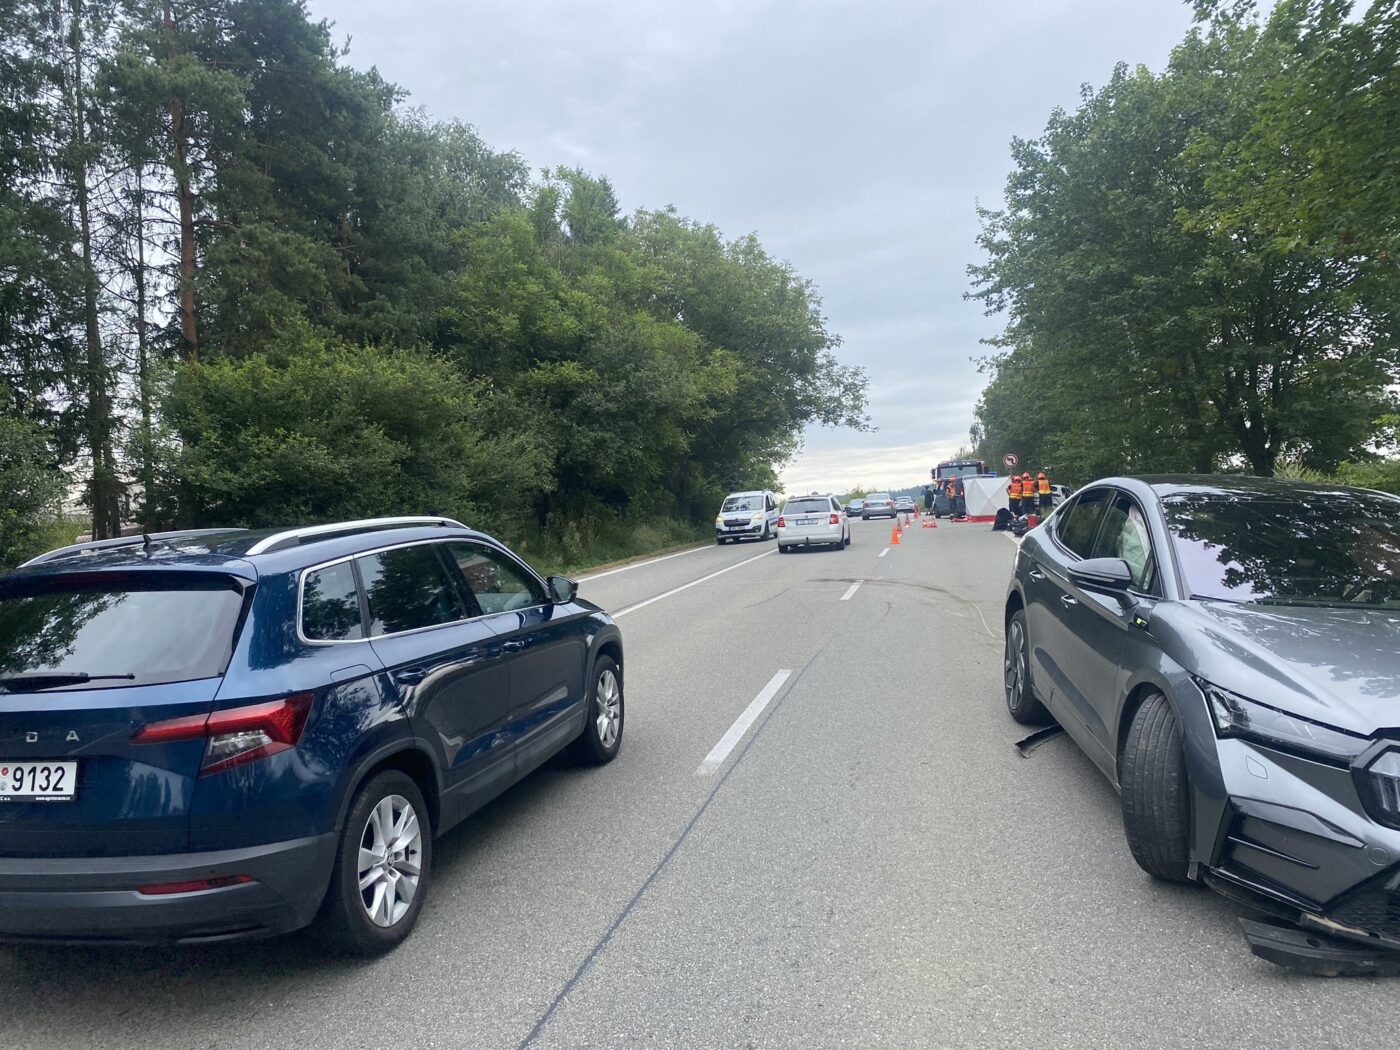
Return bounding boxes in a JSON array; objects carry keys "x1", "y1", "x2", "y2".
[
  {"x1": 1004, "y1": 608, "x2": 1052, "y2": 725},
  {"x1": 1120, "y1": 692, "x2": 1191, "y2": 883},
  {"x1": 317, "y1": 770, "x2": 432, "y2": 957},
  {"x1": 570, "y1": 655, "x2": 623, "y2": 765}
]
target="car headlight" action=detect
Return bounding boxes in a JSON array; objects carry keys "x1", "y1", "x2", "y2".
[
  {"x1": 750, "y1": 513, "x2": 762, "y2": 522},
  {"x1": 1200, "y1": 680, "x2": 1366, "y2": 762},
  {"x1": 715, "y1": 516, "x2": 724, "y2": 525}
]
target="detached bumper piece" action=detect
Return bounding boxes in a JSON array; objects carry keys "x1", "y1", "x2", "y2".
[{"x1": 1240, "y1": 917, "x2": 1400, "y2": 976}]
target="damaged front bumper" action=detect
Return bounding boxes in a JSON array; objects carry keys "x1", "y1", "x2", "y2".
[{"x1": 1199, "y1": 737, "x2": 1400, "y2": 968}]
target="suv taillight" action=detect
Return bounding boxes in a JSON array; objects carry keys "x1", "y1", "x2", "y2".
[
  {"x1": 829, "y1": 513, "x2": 840, "y2": 524},
  {"x1": 133, "y1": 694, "x2": 315, "y2": 775}
]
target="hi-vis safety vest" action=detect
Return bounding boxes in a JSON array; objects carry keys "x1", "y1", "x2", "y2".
[
  {"x1": 1037, "y1": 473, "x2": 1050, "y2": 495},
  {"x1": 1009, "y1": 477, "x2": 1023, "y2": 498}
]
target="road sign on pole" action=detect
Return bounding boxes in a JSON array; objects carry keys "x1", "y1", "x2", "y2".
[{"x1": 1003, "y1": 453, "x2": 1019, "y2": 469}]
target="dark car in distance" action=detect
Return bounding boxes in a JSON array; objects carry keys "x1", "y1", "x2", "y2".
[
  {"x1": 0, "y1": 517, "x2": 623, "y2": 953},
  {"x1": 1004, "y1": 476, "x2": 1400, "y2": 964}
]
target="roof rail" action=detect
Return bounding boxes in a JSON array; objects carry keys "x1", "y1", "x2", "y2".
[
  {"x1": 244, "y1": 516, "x2": 468, "y2": 556},
  {"x1": 19, "y1": 528, "x2": 247, "y2": 568}
]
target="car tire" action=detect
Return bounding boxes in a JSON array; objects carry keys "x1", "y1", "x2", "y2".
[
  {"x1": 716, "y1": 538, "x2": 726, "y2": 545},
  {"x1": 316, "y1": 770, "x2": 432, "y2": 957},
  {"x1": 570, "y1": 655, "x2": 624, "y2": 765},
  {"x1": 778, "y1": 544, "x2": 789, "y2": 553},
  {"x1": 1120, "y1": 692, "x2": 1192, "y2": 883},
  {"x1": 1004, "y1": 608, "x2": 1052, "y2": 725},
  {"x1": 761, "y1": 523, "x2": 770, "y2": 541},
  {"x1": 845, "y1": 531, "x2": 852, "y2": 546}
]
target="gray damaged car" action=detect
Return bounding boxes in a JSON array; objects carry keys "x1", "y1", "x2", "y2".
[{"x1": 1004, "y1": 475, "x2": 1400, "y2": 972}]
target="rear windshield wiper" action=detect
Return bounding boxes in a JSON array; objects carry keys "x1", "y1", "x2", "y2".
[{"x1": 0, "y1": 672, "x2": 137, "y2": 692}]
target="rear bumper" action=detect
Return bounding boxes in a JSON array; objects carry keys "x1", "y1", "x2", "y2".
[
  {"x1": 0, "y1": 833, "x2": 337, "y2": 945},
  {"x1": 776, "y1": 527, "x2": 845, "y2": 546}
]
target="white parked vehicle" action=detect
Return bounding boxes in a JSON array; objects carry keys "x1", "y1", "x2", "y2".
[
  {"x1": 715, "y1": 490, "x2": 780, "y2": 544},
  {"x1": 776, "y1": 495, "x2": 851, "y2": 552}
]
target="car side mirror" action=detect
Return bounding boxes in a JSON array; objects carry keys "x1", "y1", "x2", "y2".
[
  {"x1": 547, "y1": 575, "x2": 578, "y2": 603},
  {"x1": 1068, "y1": 557, "x2": 1134, "y2": 595}
]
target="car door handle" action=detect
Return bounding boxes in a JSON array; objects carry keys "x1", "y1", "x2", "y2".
[
  {"x1": 1028, "y1": 569, "x2": 1046, "y2": 580},
  {"x1": 392, "y1": 666, "x2": 427, "y2": 685},
  {"x1": 1059, "y1": 595, "x2": 1079, "y2": 607},
  {"x1": 501, "y1": 640, "x2": 526, "y2": 653}
]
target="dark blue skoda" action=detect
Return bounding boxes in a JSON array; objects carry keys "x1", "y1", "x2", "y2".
[{"x1": 0, "y1": 517, "x2": 623, "y2": 953}]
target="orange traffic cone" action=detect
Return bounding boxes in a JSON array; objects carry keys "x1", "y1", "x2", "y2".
[{"x1": 890, "y1": 525, "x2": 900, "y2": 545}]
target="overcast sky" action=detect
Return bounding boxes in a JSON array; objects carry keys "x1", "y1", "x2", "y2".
[{"x1": 308, "y1": 0, "x2": 1199, "y2": 493}]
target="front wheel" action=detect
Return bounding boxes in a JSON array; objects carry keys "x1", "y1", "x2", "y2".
[
  {"x1": 570, "y1": 655, "x2": 623, "y2": 765},
  {"x1": 1004, "y1": 608, "x2": 1051, "y2": 725},
  {"x1": 1120, "y1": 693, "x2": 1191, "y2": 882},
  {"x1": 316, "y1": 770, "x2": 432, "y2": 956}
]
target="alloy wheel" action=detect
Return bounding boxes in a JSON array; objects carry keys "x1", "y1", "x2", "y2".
[
  {"x1": 357, "y1": 794, "x2": 423, "y2": 928},
  {"x1": 596, "y1": 668, "x2": 621, "y2": 749},
  {"x1": 1005, "y1": 619, "x2": 1026, "y2": 704}
]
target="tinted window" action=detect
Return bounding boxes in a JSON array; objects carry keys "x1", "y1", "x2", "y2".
[
  {"x1": 1093, "y1": 495, "x2": 1156, "y2": 592},
  {"x1": 1058, "y1": 488, "x2": 1111, "y2": 558},
  {"x1": 0, "y1": 576, "x2": 244, "y2": 689},
  {"x1": 302, "y1": 561, "x2": 364, "y2": 641},
  {"x1": 1164, "y1": 490, "x2": 1400, "y2": 607},
  {"x1": 445, "y1": 542, "x2": 544, "y2": 614},
  {"x1": 784, "y1": 498, "x2": 831, "y2": 515},
  {"x1": 357, "y1": 544, "x2": 468, "y2": 635},
  {"x1": 868, "y1": 493, "x2": 891, "y2": 501}
]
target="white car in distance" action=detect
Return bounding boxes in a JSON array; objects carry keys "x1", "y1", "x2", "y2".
[{"x1": 776, "y1": 495, "x2": 851, "y2": 553}]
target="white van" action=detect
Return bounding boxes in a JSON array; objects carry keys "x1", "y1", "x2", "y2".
[{"x1": 714, "y1": 490, "x2": 779, "y2": 544}]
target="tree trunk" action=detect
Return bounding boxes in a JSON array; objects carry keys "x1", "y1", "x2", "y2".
[
  {"x1": 165, "y1": 0, "x2": 198, "y2": 359},
  {"x1": 70, "y1": 0, "x2": 121, "y2": 539},
  {"x1": 135, "y1": 167, "x2": 155, "y2": 527}
]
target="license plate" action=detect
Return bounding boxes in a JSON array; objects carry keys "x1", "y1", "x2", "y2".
[
  {"x1": 797, "y1": 518, "x2": 818, "y2": 525},
  {"x1": 0, "y1": 761, "x2": 78, "y2": 802}
]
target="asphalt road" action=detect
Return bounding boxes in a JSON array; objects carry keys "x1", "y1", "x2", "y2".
[{"x1": 3, "y1": 517, "x2": 1398, "y2": 1048}]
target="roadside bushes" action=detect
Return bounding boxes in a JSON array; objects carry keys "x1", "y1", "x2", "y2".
[{"x1": 154, "y1": 325, "x2": 551, "y2": 536}]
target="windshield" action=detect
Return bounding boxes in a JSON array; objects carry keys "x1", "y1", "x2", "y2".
[
  {"x1": 784, "y1": 499, "x2": 830, "y2": 515},
  {"x1": 0, "y1": 576, "x2": 246, "y2": 689},
  {"x1": 1164, "y1": 491, "x2": 1400, "y2": 608},
  {"x1": 721, "y1": 496, "x2": 760, "y2": 513}
]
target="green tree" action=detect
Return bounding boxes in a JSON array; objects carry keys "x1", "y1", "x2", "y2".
[
  {"x1": 0, "y1": 394, "x2": 66, "y2": 571},
  {"x1": 156, "y1": 323, "x2": 550, "y2": 531},
  {"x1": 971, "y1": 10, "x2": 1397, "y2": 478}
]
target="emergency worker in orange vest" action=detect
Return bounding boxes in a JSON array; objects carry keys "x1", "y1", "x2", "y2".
[
  {"x1": 1021, "y1": 473, "x2": 1034, "y2": 517},
  {"x1": 1008, "y1": 474, "x2": 1023, "y2": 515},
  {"x1": 1037, "y1": 471, "x2": 1052, "y2": 513}
]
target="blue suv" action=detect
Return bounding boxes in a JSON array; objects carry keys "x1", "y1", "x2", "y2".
[{"x1": 0, "y1": 517, "x2": 624, "y2": 953}]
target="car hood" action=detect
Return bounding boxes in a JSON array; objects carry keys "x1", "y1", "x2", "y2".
[{"x1": 1174, "y1": 600, "x2": 1400, "y2": 734}]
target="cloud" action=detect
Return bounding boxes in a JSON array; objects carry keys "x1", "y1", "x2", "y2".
[{"x1": 314, "y1": 0, "x2": 1197, "y2": 490}]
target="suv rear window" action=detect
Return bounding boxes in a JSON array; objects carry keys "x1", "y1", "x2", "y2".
[
  {"x1": 784, "y1": 499, "x2": 831, "y2": 514},
  {"x1": 0, "y1": 575, "x2": 246, "y2": 689}
]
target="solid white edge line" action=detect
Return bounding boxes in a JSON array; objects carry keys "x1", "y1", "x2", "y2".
[
  {"x1": 840, "y1": 581, "x2": 862, "y2": 601},
  {"x1": 612, "y1": 549, "x2": 775, "y2": 618},
  {"x1": 878, "y1": 547, "x2": 890, "y2": 558},
  {"x1": 697, "y1": 670, "x2": 793, "y2": 775},
  {"x1": 577, "y1": 543, "x2": 709, "y2": 583}
]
